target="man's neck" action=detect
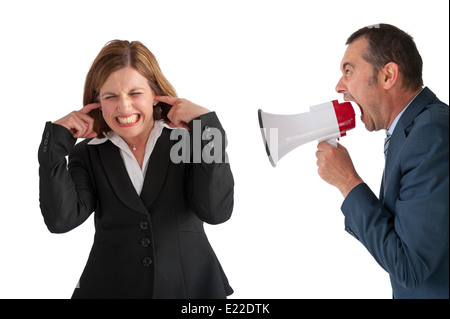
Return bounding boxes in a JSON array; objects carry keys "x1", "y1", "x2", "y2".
[{"x1": 386, "y1": 87, "x2": 423, "y2": 130}]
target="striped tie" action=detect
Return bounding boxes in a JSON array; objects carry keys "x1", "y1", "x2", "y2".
[{"x1": 384, "y1": 133, "x2": 391, "y2": 160}]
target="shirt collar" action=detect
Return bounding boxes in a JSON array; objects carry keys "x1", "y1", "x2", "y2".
[
  {"x1": 386, "y1": 88, "x2": 423, "y2": 136},
  {"x1": 87, "y1": 120, "x2": 174, "y2": 146}
]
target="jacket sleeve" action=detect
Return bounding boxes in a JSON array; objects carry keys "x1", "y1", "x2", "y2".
[
  {"x1": 38, "y1": 122, "x2": 96, "y2": 233},
  {"x1": 186, "y1": 112, "x2": 234, "y2": 225},
  {"x1": 341, "y1": 108, "x2": 449, "y2": 289}
]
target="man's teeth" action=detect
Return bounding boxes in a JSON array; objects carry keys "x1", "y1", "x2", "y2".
[{"x1": 117, "y1": 114, "x2": 139, "y2": 124}]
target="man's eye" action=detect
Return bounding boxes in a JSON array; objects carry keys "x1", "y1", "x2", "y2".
[{"x1": 345, "y1": 69, "x2": 351, "y2": 75}]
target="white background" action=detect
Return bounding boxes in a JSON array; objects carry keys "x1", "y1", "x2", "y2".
[{"x1": 0, "y1": 0, "x2": 448, "y2": 299}]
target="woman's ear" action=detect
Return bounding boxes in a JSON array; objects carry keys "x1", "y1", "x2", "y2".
[{"x1": 93, "y1": 93, "x2": 102, "y2": 111}]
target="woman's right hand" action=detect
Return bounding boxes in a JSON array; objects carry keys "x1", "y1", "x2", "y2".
[{"x1": 54, "y1": 103, "x2": 101, "y2": 138}]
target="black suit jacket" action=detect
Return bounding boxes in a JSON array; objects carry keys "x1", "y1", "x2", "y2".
[{"x1": 38, "y1": 112, "x2": 234, "y2": 299}]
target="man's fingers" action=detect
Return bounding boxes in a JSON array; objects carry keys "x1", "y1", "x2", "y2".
[
  {"x1": 317, "y1": 141, "x2": 333, "y2": 152},
  {"x1": 337, "y1": 143, "x2": 347, "y2": 151}
]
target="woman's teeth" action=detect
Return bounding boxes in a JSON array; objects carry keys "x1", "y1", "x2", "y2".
[{"x1": 117, "y1": 114, "x2": 139, "y2": 124}]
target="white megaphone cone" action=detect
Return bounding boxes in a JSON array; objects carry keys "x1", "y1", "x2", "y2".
[{"x1": 258, "y1": 100, "x2": 355, "y2": 167}]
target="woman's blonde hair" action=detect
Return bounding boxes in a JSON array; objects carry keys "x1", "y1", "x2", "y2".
[{"x1": 83, "y1": 40, "x2": 177, "y2": 138}]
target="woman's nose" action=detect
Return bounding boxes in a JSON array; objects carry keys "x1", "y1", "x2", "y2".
[{"x1": 117, "y1": 94, "x2": 132, "y2": 113}]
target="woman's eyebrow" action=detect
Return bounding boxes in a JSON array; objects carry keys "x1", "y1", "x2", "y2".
[
  {"x1": 101, "y1": 88, "x2": 145, "y2": 98},
  {"x1": 129, "y1": 87, "x2": 145, "y2": 92},
  {"x1": 102, "y1": 92, "x2": 116, "y2": 98}
]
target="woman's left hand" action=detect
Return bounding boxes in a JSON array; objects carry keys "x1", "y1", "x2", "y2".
[{"x1": 154, "y1": 96, "x2": 210, "y2": 129}]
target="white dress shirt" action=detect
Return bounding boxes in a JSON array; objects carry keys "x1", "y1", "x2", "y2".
[{"x1": 88, "y1": 120, "x2": 173, "y2": 195}]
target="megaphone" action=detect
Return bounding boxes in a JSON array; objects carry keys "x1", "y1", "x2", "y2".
[{"x1": 258, "y1": 100, "x2": 355, "y2": 167}]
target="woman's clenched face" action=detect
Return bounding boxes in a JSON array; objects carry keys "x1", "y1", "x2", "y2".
[{"x1": 99, "y1": 66, "x2": 156, "y2": 142}]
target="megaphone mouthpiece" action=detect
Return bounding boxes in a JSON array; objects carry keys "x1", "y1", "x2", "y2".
[{"x1": 331, "y1": 100, "x2": 356, "y2": 137}]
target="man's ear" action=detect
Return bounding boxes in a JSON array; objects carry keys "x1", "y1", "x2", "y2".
[{"x1": 381, "y1": 62, "x2": 399, "y2": 90}]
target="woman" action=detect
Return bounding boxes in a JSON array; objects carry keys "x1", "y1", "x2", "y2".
[{"x1": 38, "y1": 40, "x2": 234, "y2": 299}]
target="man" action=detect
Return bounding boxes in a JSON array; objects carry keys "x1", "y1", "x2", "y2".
[{"x1": 316, "y1": 24, "x2": 449, "y2": 299}]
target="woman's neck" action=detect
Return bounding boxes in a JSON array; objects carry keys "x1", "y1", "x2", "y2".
[{"x1": 122, "y1": 121, "x2": 155, "y2": 167}]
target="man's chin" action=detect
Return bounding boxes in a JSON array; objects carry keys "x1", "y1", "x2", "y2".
[{"x1": 360, "y1": 115, "x2": 373, "y2": 132}]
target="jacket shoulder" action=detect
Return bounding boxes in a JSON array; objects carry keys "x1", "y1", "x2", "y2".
[
  {"x1": 415, "y1": 101, "x2": 448, "y2": 128},
  {"x1": 407, "y1": 96, "x2": 449, "y2": 135},
  {"x1": 69, "y1": 139, "x2": 97, "y2": 166},
  {"x1": 72, "y1": 138, "x2": 94, "y2": 153}
]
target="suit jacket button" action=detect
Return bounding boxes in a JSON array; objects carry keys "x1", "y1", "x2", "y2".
[
  {"x1": 140, "y1": 221, "x2": 149, "y2": 230},
  {"x1": 141, "y1": 237, "x2": 150, "y2": 247},
  {"x1": 142, "y1": 257, "x2": 152, "y2": 266}
]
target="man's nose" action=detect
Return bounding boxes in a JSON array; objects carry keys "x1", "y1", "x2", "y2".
[{"x1": 335, "y1": 76, "x2": 347, "y2": 94}]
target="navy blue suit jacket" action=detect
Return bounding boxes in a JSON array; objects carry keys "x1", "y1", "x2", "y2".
[{"x1": 341, "y1": 87, "x2": 449, "y2": 299}]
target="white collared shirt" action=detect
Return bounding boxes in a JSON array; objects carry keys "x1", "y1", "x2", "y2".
[{"x1": 88, "y1": 120, "x2": 173, "y2": 195}]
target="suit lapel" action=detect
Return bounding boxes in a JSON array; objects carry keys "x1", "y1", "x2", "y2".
[
  {"x1": 140, "y1": 129, "x2": 172, "y2": 208},
  {"x1": 383, "y1": 126, "x2": 406, "y2": 194},
  {"x1": 97, "y1": 141, "x2": 149, "y2": 215},
  {"x1": 382, "y1": 87, "x2": 436, "y2": 197},
  {"x1": 379, "y1": 176, "x2": 385, "y2": 202}
]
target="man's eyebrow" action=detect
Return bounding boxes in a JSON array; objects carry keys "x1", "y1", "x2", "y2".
[{"x1": 342, "y1": 62, "x2": 354, "y2": 70}]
